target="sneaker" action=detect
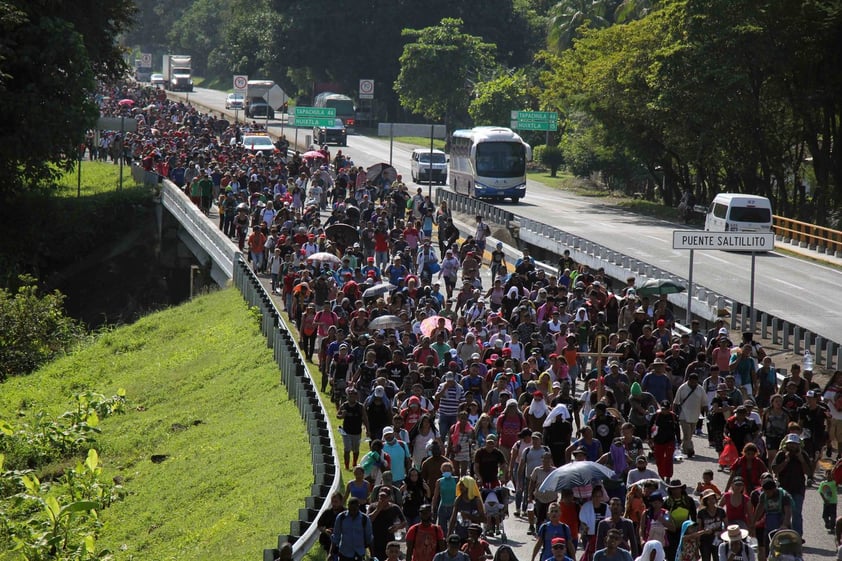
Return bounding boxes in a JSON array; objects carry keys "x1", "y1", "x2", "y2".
[
  {"x1": 514, "y1": 510, "x2": 521, "y2": 518},
  {"x1": 527, "y1": 524, "x2": 535, "y2": 535}
]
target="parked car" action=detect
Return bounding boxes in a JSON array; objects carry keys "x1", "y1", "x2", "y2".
[
  {"x1": 150, "y1": 73, "x2": 165, "y2": 86},
  {"x1": 225, "y1": 93, "x2": 244, "y2": 109},
  {"x1": 314, "y1": 118, "x2": 347, "y2": 146},
  {"x1": 246, "y1": 100, "x2": 274, "y2": 119}
]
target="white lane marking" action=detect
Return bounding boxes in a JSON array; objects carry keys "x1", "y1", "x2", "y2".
[{"x1": 772, "y1": 278, "x2": 805, "y2": 290}]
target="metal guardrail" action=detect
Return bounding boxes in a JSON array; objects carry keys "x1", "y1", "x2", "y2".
[
  {"x1": 233, "y1": 257, "x2": 341, "y2": 561},
  {"x1": 773, "y1": 215, "x2": 842, "y2": 257},
  {"x1": 437, "y1": 189, "x2": 516, "y2": 229},
  {"x1": 133, "y1": 164, "x2": 340, "y2": 561},
  {"x1": 436, "y1": 188, "x2": 842, "y2": 370}
]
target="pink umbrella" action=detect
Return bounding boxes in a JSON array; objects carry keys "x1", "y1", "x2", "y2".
[
  {"x1": 301, "y1": 150, "x2": 325, "y2": 160},
  {"x1": 118, "y1": 98, "x2": 135, "y2": 107},
  {"x1": 420, "y1": 316, "x2": 452, "y2": 338}
]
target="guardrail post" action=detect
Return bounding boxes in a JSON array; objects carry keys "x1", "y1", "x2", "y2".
[
  {"x1": 760, "y1": 313, "x2": 768, "y2": 339},
  {"x1": 836, "y1": 343, "x2": 842, "y2": 371},
  {"x1": 771, "y1": 317, "x2": 780, "y2": 345},
  {"x1": 782, "y1": 322, "x2": 791, "y2": 351},
  {"x1": 730, "y1": 301, "x2": 739, "y2": 331},
  {"x1": 803, "y1": 331, "x2": 812, "y2": 359},
  {"x1": 816, "y1": 336, "x2": 824, "y2": 367},
  {"x1": 740, "y1": 307, "x2": 748, "y2": 333},
  {"x1": 793, "y1": 326, "x2": 802, "y2": 354}
]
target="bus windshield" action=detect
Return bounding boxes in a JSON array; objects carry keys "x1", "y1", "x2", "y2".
[{"x1": 475, "y1": 142, "x2": 526, "y2": 178}]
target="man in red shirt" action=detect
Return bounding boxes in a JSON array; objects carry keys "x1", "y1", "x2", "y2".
[{"x1": 406, "y1": 504, "x2": 445, "y2": 561}]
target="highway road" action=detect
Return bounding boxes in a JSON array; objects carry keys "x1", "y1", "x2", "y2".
[{"x1": 177, "y1": 87, "x2": 842, "y2": 348}]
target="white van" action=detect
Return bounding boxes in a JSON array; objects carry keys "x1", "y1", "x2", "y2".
[
  {"x1": 705, "y1": 193, "x2": 773, "y2": 232},
  {"x1": 410, "y1": 148, "x2": 448, "y2": 184}
]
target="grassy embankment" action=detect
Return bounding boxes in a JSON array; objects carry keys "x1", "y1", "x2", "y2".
[{"x1": 0, "y1": 289, "x2": 310, "y2": 561}]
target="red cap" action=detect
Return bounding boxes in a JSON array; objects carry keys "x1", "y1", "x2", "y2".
[
  {"x1": 533, "y1": 391, "x2": 544, "y2": 399},
  {"x1": 367, "y1": 257, "x2": 374, "y2": 262},
  {"x1": 548, "y1": 353, "x2": 558, "y2": 359},
  {"x1": 501, "y1": 348, "x2": 511, "y2": 357},
  {"x1": 551, "y1": 537, "x2": 566, "y2": 546},
  {"x1": 657, "y1": 319, "x2": 665, "y2": 327},
  {"x1": 308, "y1": 233, "x2": 315, "y2": 239},
  {"x1": 367, "y1": 271, "x2": 376, "y2": 277}
]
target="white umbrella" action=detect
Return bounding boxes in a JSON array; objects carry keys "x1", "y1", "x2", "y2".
[{"x1": 307, "y1": 252, "x2": 341, "y2": 265}]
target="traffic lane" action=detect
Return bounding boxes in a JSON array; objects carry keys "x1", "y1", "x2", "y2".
[
  {"x1": 171, "y1": 87, "x2": 841, "y2": 338},
  {"x1": 340, "y1": 133, "x2": 839, "y2": 334}
]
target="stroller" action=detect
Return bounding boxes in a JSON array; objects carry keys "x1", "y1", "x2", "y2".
[
  {"x1": 768, "y1": 529, "x2": 803, "y2": 561},
  {"x1": 481, "y1": 487, "x2": 509, "y2": 543}
]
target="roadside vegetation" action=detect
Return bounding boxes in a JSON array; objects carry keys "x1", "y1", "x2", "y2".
[{"x1": 0, "y1": 288, "x2": 309, "y2": 561}]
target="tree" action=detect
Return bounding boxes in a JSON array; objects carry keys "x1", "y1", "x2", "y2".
[
  {"x1": 469, "y1": 69, "x2": 536, "y2": 126},
  {"x1": 0, "y1": 0, "x2": 135, "y2": 196},
  {"x1": 547, "y1": 0, "x2": 612, "y2": 52},
  {"x1": 395, "y1": 18, "x2": 497, "y2": 129},
  {"x1": 0, "y1": 275, "x2": 85, "y2": 380}
]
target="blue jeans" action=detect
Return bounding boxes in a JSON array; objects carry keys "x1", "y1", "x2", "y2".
[
  {"x1": 438, "y1": 414, "x2": 457, "y2": 446},
  {"x1": 438, "y1": 504, "x2": 453, "y2": 530}
]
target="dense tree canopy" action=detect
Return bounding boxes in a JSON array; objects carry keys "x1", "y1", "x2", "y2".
[
  {"x1": 0, "y1": 0, "x2": 135, "y2": 195},
  {"x1": 394, "y1": 18, "x2": 497, "y2": 129}
]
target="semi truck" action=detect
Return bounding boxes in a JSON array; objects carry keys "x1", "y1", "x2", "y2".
[
  {"x1": 162, "y1": 54, "x2": 193, "y2": 92},
  {"x1": 313, "y1": 92, "x2": 356, "y2": 133}
]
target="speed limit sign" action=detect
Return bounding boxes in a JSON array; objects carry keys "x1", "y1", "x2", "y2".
[
  {"x1": 359, "y1": 79, "x2": 374, "y2": 99},
  {"x1": 233, "y1": 75, "x2": 248, "y2": 93}
]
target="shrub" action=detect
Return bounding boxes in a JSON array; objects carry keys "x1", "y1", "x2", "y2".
[
  {"x1": 0, "y1": 275, "x2": 86, "y2": 380},
  {"x1": 537, "y1": 144, "x2": 564, "y2": 177}
]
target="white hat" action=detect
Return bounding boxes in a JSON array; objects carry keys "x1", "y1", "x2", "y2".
[
  {"x1": 382, "y1": 426, "x2": 394, "y2": 436},
  {"x1": 720, "y1": 524, "x2": 749, "y2": 542},
  {"x1": 374, "y1": 386, "x2": 386, "y2": 398},
  {"x1": 718, "y1": 327, "x2": 728, "y2": 335}
]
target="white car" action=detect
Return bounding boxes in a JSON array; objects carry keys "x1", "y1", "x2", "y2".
[
  {"x1": 150, "y1": 73, "x2": 165, "y2": 86},
  {"x1": 225, "y1": 93, "x2": 244, "y2": 110},
  {"x1": 241, "y1": 135, "x2": 276, "y2": 157}
]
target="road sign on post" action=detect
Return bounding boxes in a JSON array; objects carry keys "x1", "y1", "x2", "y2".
[
  {"x1": 359, "y1": 79, "x2": 374, "y2": 99},
  {"x1": 509, "y1": 110, "x2": 558, "y2": 131},
  {"x1": 233, "y1": 75, "x2": 248, "y2": 93},
  {"x1": 672, "y1": 229, "x2": 776, "y2": 327},
  {"x1": 294, "y1": 106, "x2": 336, "y2": 118},
  {"x1": 290, "y1": 116, "x2": 335, "y2": 128},
  {"x1": 672, "y1": 231, "x2": 775, "y2": 251}
]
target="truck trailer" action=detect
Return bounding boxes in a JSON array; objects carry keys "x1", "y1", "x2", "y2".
[{"x1": 162, "y1": 54, "x2": 193, "y2": 92}]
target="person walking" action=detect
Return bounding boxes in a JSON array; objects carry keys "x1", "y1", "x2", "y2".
[
  {"x1": 673, "y1": 372, "x2": 708, "y2": 458},
  {"x1": 648, "y1": 401, "x2": 680, "y2": 483}
]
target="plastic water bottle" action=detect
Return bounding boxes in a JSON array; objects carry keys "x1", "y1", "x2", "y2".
[{"x1": 803, "y1": 349, "x2": 813, "y2": 372}]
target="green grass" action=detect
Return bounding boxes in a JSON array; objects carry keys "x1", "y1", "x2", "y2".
[
  {"x1": 0, "y1": 288, "x2": 310, "y2": 561},
  {"x1": 391, "y1": 136, "x2": 447, "y2": 150},
  {"x1": 527, "y1": 170, "x2": 681, "y2": 222},
  {"x1": 55, "y1": 160, "x2": 142, "y2": 197}
]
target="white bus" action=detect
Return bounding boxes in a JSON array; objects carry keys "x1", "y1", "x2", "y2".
[{"x1": 449, "y1": 127, "x2": 531, "y2": 203}]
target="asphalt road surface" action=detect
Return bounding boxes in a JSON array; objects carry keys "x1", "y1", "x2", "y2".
[{"x1": 174, "y1": 86, "x2": 841, "y2": 352}]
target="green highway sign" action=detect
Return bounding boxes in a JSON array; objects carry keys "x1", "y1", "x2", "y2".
[
  {"x1": 291, "y1": 116, "x2": 335, "y2": 128},
  {"x1": 510, "y1": 119, "x2": 557, "y2": 131},
  {"x1": 510, "y1": 110, "x2": 558, "y2": 131},
  {"x1": 513, "y1": 110, "x2": 557, "y2": 122},
  {"x1": 294, "y1": 106, "x2": 335, "y2": 118}
]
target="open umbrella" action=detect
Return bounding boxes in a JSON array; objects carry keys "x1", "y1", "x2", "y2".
[
  {"x1": 538, "y1": 461, "x2": 617, "y2": 492},
  {"x1": 635, "y1": 278, "x2": 686, "y2": 297},
  {"x1": 325, "y1": 223, "x2": 359, "y2": 247},
  {"x1": 118, "y1": 98, "x2": 135, "y2": 107},
  {"x1": 628, "y1": 478, "x2": 668, "y2": 493},
  {"x1": 302, "y1": 150, "x2": 326, "y2": 160},
  {"x1": 366, "y1": 162, "x2": 397, "y2": 184},
  {"x1": 420, "y1": 316, "x2": 452, "y2": 338},
  {"x1": 363, "y1": 283, "x2": 396, "y2": 299},
  {"x1": 307, "y1": 252, "x2": 341, "y2": 265},
  {"x1": 369, "y1": 315, "x2": 405, "y2": 331}
]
